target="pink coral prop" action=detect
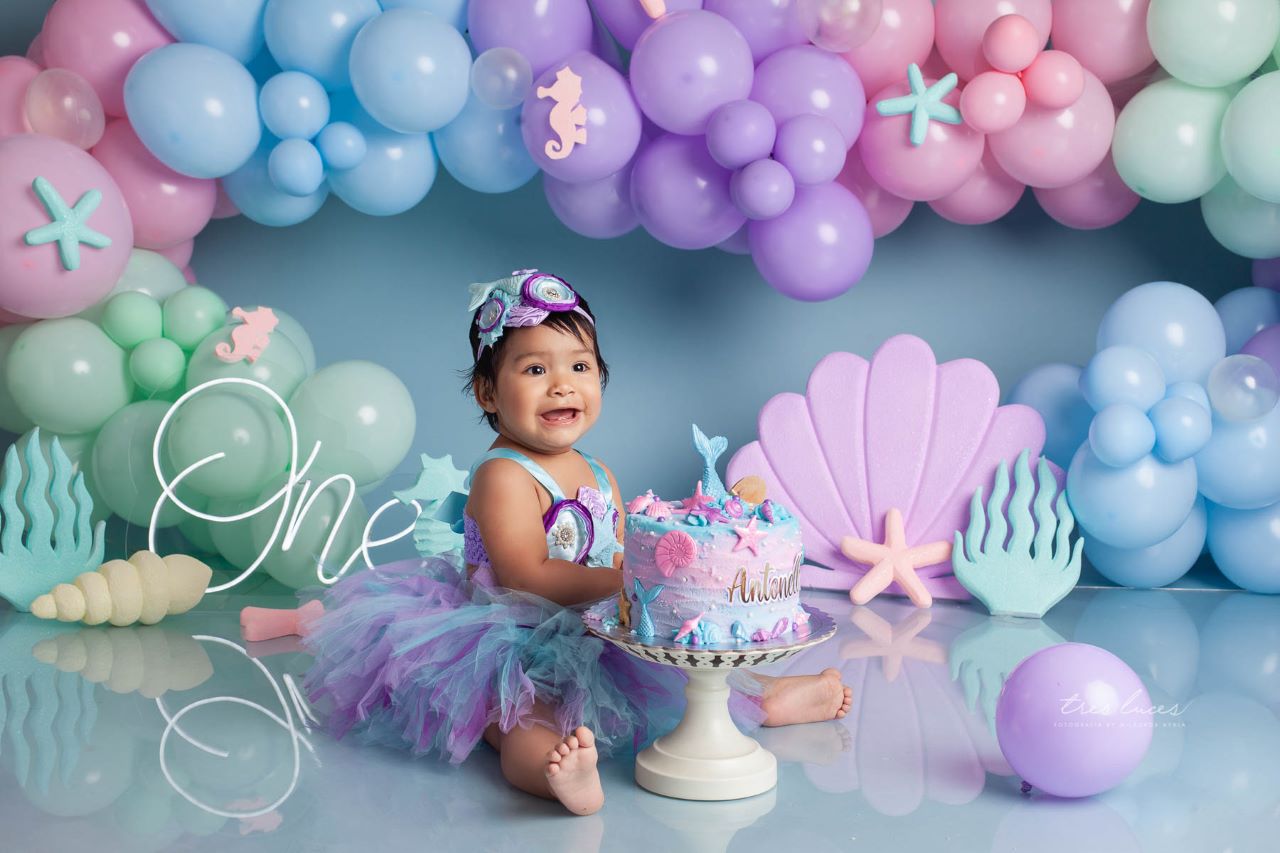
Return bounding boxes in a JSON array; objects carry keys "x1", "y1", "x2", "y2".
[{"x1": 654, "y1": 529, "x2": 697, "y2": 576}]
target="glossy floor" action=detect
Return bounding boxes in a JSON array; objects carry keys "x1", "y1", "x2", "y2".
[{"x1": 0, "y1": 585, "x2": 1276, "y2": 853}]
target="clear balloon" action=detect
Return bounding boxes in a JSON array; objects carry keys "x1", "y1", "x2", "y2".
[
  {"x1": 1096, "y1": 282, "x2": 1227, "y2": 385},
  {"x1": 835, "y1": 143, "x2": 914, "y2": 237},
  {"x1": 1008, "y1": 363, "x2": 1093, "y2": 469},
  {"x1": 798, "y1": 0, "x2": 883, "y2": 53},
  {"x1": 933, "y1": 0, "x2": 1050, "y2": 81},
  {"x1": 162, "y1": 286, "x2": 229, "y2": 350},
  {"x1": 772, "y1": 114, "x2": 847, "y2": 185},
  {"x1": 1149, "y1": 394, "x2": 1212, "y2": 463},
  {"x1": 267, "y1": 138, "x2": 325, "y2": 197},
  {"x1": 259, "y1": 71, "x2": 329, "y2": 141},
  {"x1": 316, "y1": 122, "x2": 366, "y2": 171},
  {"x1": 1081, "y1": 345, "x2": 1166, "y2": 412},
  {"x1": 1033, "y1": 153, "x2": 1139, "y2": 230},
  {"x1": 1021, "y1": 50, "x2": 1085, "y2": 109},
  {"x1": 1207, "y1": 501, "x2": 1280, "y2": 593},
  {"x1": 981, "y1": 14, "x2": 1039, "y2": 73},
  {"x1": 145, "y1": 0, "x2": 269, "y2": 63},
  {"x1": 1207, "y1": 354, "x2": 1279, "y2": 422},
  {"x1": 435, "y1": 94, "x2": 540, "y2": 194},
  {"x1": 630, "y1": 133, "x2": 744, "y2": 249},
  {"x1": 543, "y1": 163, "x2": 639, "y2": 239},
  {"x1": 0, "y1": 56, "x2": 41, "y2": 139},
  {"x1": 959, "y1": 71, "x2": 1025, "y2": 134},
  {"x1": 927, "y1": 149, "x2": 1024, "y2": 225},
  {"x1": 706, "y1": 100, "x2": 777, "y2": 170},
  {"x1": 1084, "y1": 497, "x2": 1207, "y2": 588},
  {"x1": 840, "y1": 0, "x2": 934, "y2": 96},
  {"x1": 1089, "y1": 403, "x2": 1156, "y2": 468},
  {"x1": 1067, "y1": 444, "x2": 1199, "y2": 548},
  {"x1": 468, "y1": 0, "x2": 594, "y2": 78},
  {"x1": 1147, "y1": 0, "x2": 1280, "y2": 88},
  {"x1": 1200, "y1": 173, "x2": 1280, "y2": 259},
  {"x1": 262, "y1": 0, "x2": 381, "y2": 90},
  {"x1": 165, "y1": 388, "x2": 289, "y2": 500},
  {"x1": 751, "y1": 45, "x2": 866, "y2": 146},
  {"x1": 1050, "y1": 0, "x2": 1154, "y2": 86},
  {"x1": 1215, "y1": 287, "x2": 1280, "y2": 353},
  {"x1": 730, "y1": 158, "x2": 796, "y2": 220},
  {"x1": 5, "y1": 318, "x2": 133, "y2": 435},
  {"x1": 471, "y1": 47, "x2": 533, "y2": 111},
  {"x1": 325, "y1": 96, "x2": 436, "y2": 217},
  {"x1": 24, "y1": 68, "x2": 105, "y2": 150},
  {"x1": 703, "y1": 0, "x2": 807, "y2": 63},
  {"x1": 91, "y1": 400, "x2": 194, "y2": 527}
]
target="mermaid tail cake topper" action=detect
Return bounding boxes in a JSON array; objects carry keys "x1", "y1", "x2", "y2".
[
  {"x1": 691, "y1": 423, "x2": 729, "y2": 500},
  {"x1": 631, "y1": 578, "x2": 664, "y2": 640}
]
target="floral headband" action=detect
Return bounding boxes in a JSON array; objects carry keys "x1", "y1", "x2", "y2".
[{"x1": 468, "y1": 269, "x2": 594, "y2": 357}]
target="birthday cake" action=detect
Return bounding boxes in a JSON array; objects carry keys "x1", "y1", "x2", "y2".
[{"x1": 617, "y1": 425, "x2": 807, "y2": 646}]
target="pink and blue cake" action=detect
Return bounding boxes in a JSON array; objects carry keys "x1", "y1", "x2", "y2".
[{"x1": 617, "y1": 425, "x2": 808, "y2": 646}]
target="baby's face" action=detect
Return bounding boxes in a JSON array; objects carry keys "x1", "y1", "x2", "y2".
[{"x1": 483, "y1": 323, "x2": 602, "y2": 454}]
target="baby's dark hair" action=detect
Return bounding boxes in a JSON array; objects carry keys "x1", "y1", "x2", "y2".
[{"x1": 462, "y1": 294, "x2": 609, "y2": 432}]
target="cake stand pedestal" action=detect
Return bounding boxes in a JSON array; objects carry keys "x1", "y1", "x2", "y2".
[{"x1": 584, "y1": 603, "x2": 835, "y2": 801}]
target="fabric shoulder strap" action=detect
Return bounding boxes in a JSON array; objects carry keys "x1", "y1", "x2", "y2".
[{"x1": 471, "y1": 448, "x2": 566, "y2": 503}]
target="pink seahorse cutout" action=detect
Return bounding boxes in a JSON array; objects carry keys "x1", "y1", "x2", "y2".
[
  {"x1": 537, "y1": 66, "x2": 587, "y2": 161},
  {"x1": 216, "y1": 306, "x2": 280, "y2": 364}
]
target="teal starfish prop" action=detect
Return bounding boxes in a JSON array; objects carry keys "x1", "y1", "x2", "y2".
[
  {"x1": 23, "y1": 176, "x2": 112, "y2": 271},
  {"x1": 875, "y1": 63, "x2": 962, "y2": 146}
]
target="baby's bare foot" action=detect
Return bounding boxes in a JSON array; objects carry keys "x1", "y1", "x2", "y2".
[
  {"x1": 761, "y1": 669, "x2": 853, "y2": 727},
  {"x1": 545, "y1": 726, "x2": 604, "y2": 816}
]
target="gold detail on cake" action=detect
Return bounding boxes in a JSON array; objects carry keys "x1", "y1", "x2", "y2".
[
  {"x1": 618, "y1": 589, "x2": 631, "y2": 628},
  {"x1": 726, "y1": 560, "x2": 801, "y2": 605},
  {"x1": 730, "y1": 475, "x2": 767, "y2": 503}
]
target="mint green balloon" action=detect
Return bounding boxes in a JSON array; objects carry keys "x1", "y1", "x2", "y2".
[
  {"x1": 0, "y1": 324, "x2": 35, "y2": 434},
  {"x1": 6, "y1": 319, "x2": 134, "y2": 434},
  {"x1": 178, "y1": 512, "x2": 219, "y2": 556},
  {"x1": 1148, "y1": 0, "x2": 1280, "y2": 87},
  {"x1": 288, "y1": 361, "x2": 415, "y2": 487},
  {"x1": 130, "y1": 337, "x2": 187, "y2": 393},
  {"x1": 163, "y1": 286, "x2": 229, "y2": 350},
  {"x1": 248, "y1": 473, "x2": 370, "y2": 589},
  {"x1": 165, "y1": 389, "x2": 288, "y2": 500},
  {"x1": 1201, "y1": 174, "x2": 1280, "y2": 258},
  {"x1": 102, "y1": 291, "x2": 164, "y2": 349},
  {"x1": 1221, "y1": 72, "x2": 1280, "y2": 204},
  {"x1": 78, "y1": 249, "x2": 188, "y2": 325},
  {"x1": 207, "y1": 496, "x2": 262, "y2": 570},
  {"x1": 1113, "y1": 78, "x2": 1235, "y2": 204},
  {"x1": 243, "y1": 305, "x2": 316, "y2": 373},
  {"x1": 185, "y1": 322, "x2": 308, "y2": 400},
  {"x1": 91, "y1": 400, "x2": 197, "y2": 527}
]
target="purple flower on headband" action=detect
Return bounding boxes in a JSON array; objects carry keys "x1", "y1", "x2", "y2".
[
  {"x1": 478, "y1": 297, "x2": 507, "y2": 333},
  {"x1": 521, "y1": 273, "x2": 579, "y2": 312},
  {"x1": 506, "y1": 304, "x2": 549, "y2": 327}
]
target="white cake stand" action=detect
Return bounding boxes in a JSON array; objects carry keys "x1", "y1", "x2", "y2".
[{"x1": 583, "y1": 602, "x2": 835, "y2": 801}]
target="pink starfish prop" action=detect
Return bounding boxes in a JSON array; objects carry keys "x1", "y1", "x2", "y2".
[
  {"x1": 840, "y1": 607, "x2": 946, "y2": 682},
  {"x1": 841, "y1": 507, "x2": 952, "y2": 608},
  {"x1": 679, "y1": 480, "x2": 713, "y2": 514},
  {"x1": 732, "y1": 517, "x2": 768, "y2": 555}
]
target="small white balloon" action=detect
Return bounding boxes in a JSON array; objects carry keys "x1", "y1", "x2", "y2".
[
  {"x1": 797, "y1": 0, "x2": 883, "y2": 53},
  {"x1": 470, "y1": 47, "x2": 533, "y2": 111},
  {"x1": 1208, "y1": 354, "x2": 1280, "y2": 421}
]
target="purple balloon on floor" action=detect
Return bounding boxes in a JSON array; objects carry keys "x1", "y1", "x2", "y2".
[{"x1": 748, "y1": 181, "x2": 873, "y2": 301}]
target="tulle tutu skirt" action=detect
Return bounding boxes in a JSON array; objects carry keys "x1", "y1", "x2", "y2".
[{"x1": 303, "y1": 555, "x2": 746, "y2": 765}]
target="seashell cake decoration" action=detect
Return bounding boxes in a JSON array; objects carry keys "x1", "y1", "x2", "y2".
[{"x1": 726, "y1": 335, "x2": 1058, "y2": 601}]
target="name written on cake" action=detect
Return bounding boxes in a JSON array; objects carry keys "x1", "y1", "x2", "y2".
[{"x1": 726, "y1": 557, "x2": 801, "y2": 604}]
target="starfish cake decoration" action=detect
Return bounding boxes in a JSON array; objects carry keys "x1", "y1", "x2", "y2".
[
  {"x1": 23, "y1": 176, "x2": 113, "y2": 271},
  {"x1": 841, "y1": 507, "x2": 952, "y2": 608},
  {"x1": 732, "y1": 517, "x2": 768, "y2": 555},
  {"x1": 840, "y1": 607, "x2": 947, "y2": 682},
  {"x1": 680, "y1": 480, "x2": 713, "y2": 514},
  {"x1": 876, "y1": 63, "x2": 962, "y2": 146}
]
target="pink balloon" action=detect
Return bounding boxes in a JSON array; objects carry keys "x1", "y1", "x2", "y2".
[
  {"x1": 858, "y1": 78, "x2": 985, "y2": 201},
  {"x1": 158, "y1": 238, "x2": 194, "y2": 269},
  {"x1": 928, "y1": 149, "x2": 1024, "y2": 224},
  {"x1": 92, "y1": 119, "x2": 216, "y2": 251},
  {"x1": 1051, "y1": 0, "x2": 1155, "y2": 85},
  {"x1": 0, "y1": 56, "x2": 40, "y2": 139},
  {"x1": 212, "y1": 182, "x2": 240, "y2": 219},
  {"x1": 1107, "y1": 70, "x2": 1157, "y2": 111},
  {"x1": 27, "y1": 33, "x2": 46, "y2": 67},
  {"x1": 181, "y1": 265, "x2": 197, "y2": 284},
  {"x1": 1033, "y1": 153, "x2": 1139, "y2": 229},
  {"x1": 934, "y1": 0, "x2": 1050, "y2": 81},
  {"x1": 42, "y1": 0, "x2": 174, "y2": 117},
  {"x1": 960, "y1": 71, "x2": 1026, "y2": 134},
  {"x1": 920, "y1": 45, "x2": 951, "y2": 80},
  {"x1": 841, "y1": 0, "x2": 935, "y2": 96},
  {"x1": 0, "y1": 134, "x2": 133, "y2": 318},
  {"x1": 24, "y1": 68, "x2": 106, "y2": 150},
  {"x1": 836, "y1": 142, "x2": 914, "y2": 237},
  {"x1": 988, "y1": 69, "x2": 1115, "y2": 189},
  {"x1": 1023, "y1": 50, "x2": 1085, "y2": 109},
  {"x1": 0, "y1": 306, "x2": 33, "y2": 326},
  {"x1": 982, "y1": 14, "x2": 1040, "y2": 73}
]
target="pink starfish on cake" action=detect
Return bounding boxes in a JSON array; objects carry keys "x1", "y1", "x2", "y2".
[
  {"x1": 679, "y1": 480, "x2": 713, "y2": 514},
  {"x1": 732, "y1": 517, "x2": 768, "y2": 555},
  {"x1": 840, "y1": 507, "x2": 952, "y2": 608}
]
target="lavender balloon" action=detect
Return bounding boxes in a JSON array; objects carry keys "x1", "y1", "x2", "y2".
[
  {"x1": 773, "y1": 114, "x2": 847, "y2": 185},
  {"x1": 522, "y1": 51, "x2": 641, "y2": 184},
  {"x1": 469, "y1": 0, "x2": 593, "y2": 78},
  {"x1": 543, "y1": 163, "x2": 639, "y2": 239},
  {"x1": 706, "y1": 99, "x2": 777, "y2": 169},
  {"x1": 590, "y1": 0, "x2": 703, "y2": 50},
  {"x1": 731, "y1": 158, "x2": 796, "y2": 219},
  {"x1": 704, "y1": 0, "x2": 809, "y2": 63},
  {"x1": 629, "y1": 10, "x2": 755, "y2": 135},
  {"x1": 996, "y1": 643, "x2": 1153, "y2": 798},
  {"x1": 748, "y1": 181, "x2": 873, "y2": 301},
  {"x1": 631, "y1": 133, "x2": 744, "y2": 249},
  {"x1": 751, "y1": 45, "x2": 866, "y2": 147}
]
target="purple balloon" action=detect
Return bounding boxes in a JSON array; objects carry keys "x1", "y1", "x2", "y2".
[
  {"x1": 748, "y1": 181, "x2": 873, "y2": 301},
  {"x1": 704, "y1": 0, "x2": 809, "y2": 62},
  {"x1": 590, "y1": 0, "x2": 703, "y2": 50},
  {"x1": 631, "y1": 133, "x2": 744, "y2": 249},
  {"x1": 717, "y1": 225, "x2": 751, "y2": 254},
  {"x1": 469, "y1": 0, "x2": 594, "y2": 78},
  {"x1": 773, "y1": 114, "x2": 847, "y2": 185},
  {"x1": 1253, "y1": 258, "x2": 1280, "y2": 291},
  {"x1": 1241, "y1": 325, "x2": 1280, "y2": 379},
  {"x1": 543, "y1": 163, "x2": 638, "y2": 239},
  {"x1": 996, "y1": 643, "x2": 1154, "y2": 798},
  {"x1": 629, "y1": 10, "x2": 755, "y2": 135},
  {"x1": 706, "y1": 99, "x2": 777, "y2": 169},
  {"x1": 751, "y1": 45, "x2": 866, "y2": 147},
  {"x1": 731, "y1": 157, "x2": 795, "y2": 219},
  {"x1": 522, "y1": 51, "x2": 642, "y2": 183}
]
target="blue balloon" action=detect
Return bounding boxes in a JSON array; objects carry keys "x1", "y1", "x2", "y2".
[
  {"x1": 326, "y1": 96, "x2": 437, "y2": 215},
  {"x1": 1195, "y1": 404, "x2": 1280, "y2": 509},
  {"x1": 1201, "y1": 595, "x2": 1280, "y2": 706},
  {"x1": 260, "y1": 71, "x2": 330, "y2": 140},
  {"x1": 1165, "y1": 380, "x2": 1211, "y2": 410},
  {"x1": 245, "y1": 47, "x2": 283, "y2": 84},
  {"x1": 1207, "y1": 500, "x2": 1280, "y2": 593},
  {"x1": 222, "y1": 140, "x2": 329, "y2": 226},
  {"x1": 316, "y1": 121, "x2": 367, "y2": 170},
  {"x1": 268, "y1": 138, "x2": 325, "y2": 196},
  {"x1": 1097, "y1": 281, "x2": 1227, "y2": 384},
  {"x1": 379, "y1": 0, "x2": 468, "y2": 31},
  {"x1": 1081, "y1": 345, "x2": 1167, "y2": 412},
  {"x1": 146, "y1": 0, "x2": 269, "y2": 63},
  {"x1": 1067, "y1": 444, "x2": 1199, "y2": 549},
  {"x1": 263, "y1": 0, "x2": 381, "y2": 90},
  {"x1": 1150, "y1": 395, "x2": 1212, "y2": 462},
  {"x1": 1215, "y1": 286, "x2": 1280, "y2": 354},
  {"x1": 433, "y1": 94, "x2": 538, "y2": 193},
  {"x1": 1089, "y1": 403, "x2": 1156, "y2": 467},
  {"x1": 1073, "y1": 589, "x2": 1199, "y2": 700},
  {"x1": 123, "y1": 43, "x2": 262, "y2": 179},
  {"x1": 1084, "y1": 498, "x2": 1207, "y2": 589},
  {"x1": 1008, "y1": 363, "x2": 1093, "y2": 469}
]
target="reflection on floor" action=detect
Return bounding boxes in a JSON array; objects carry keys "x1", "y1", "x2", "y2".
[{"x1": 0, "y1": 587, "x2": 1277, "y2": 852}]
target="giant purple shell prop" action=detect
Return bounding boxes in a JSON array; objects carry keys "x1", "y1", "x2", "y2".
[{"x1": 727, "y1": 335, "x2": 1058, "y2": 600}]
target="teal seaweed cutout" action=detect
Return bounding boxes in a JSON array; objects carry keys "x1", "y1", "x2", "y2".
[
  {"x1": 394, "y1": 452, "x2": 470, "y2": 558},
  {"x1": 949, "y1": 616, "x2": 1066, "y2": 732},
  {"x1": 952, "y1": 450, "x2": 1082, "y2": 619},
  {"x1": 0, "y1": 429, "x2": 106, "y2": 611}
]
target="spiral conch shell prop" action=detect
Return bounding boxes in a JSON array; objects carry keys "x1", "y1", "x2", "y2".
[{"x1": 29, "y1": 551, "x2": 212, "y2": 626}]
